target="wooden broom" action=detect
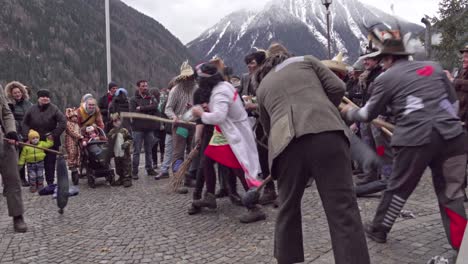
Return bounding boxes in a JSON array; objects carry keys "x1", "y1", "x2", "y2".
[
  {"x1": 169, "y1": 144, "x2": 200, "y2": 192},
  {"x1": 341, "y1": 96, "x2": 394, "y2": 137}
]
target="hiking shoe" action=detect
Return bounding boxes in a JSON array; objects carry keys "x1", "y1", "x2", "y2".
[
  {"x1": 147, "y1": 169, "x2": 158, "y2": 176},
  {"x1": 13, "y1": 215, "x2": 27, "y2": 233},
  {"x1": 364, "y1": 222, "x2": 387, "y2": 243},
  {"x1": 123, "y1": 179, "x2": 132, "y2": 188},
  {"x1": 155, "y1": 171, "x2": 169, "y2": 180},
  {"x1": 188, "y1": 204, "x2": 202, "y2": 215},
  {"x1": 112, "y1": 177, "x2": 123, "y2": 186},
  {"x1": 239, "y1": 205, "x2": 266, "y2": 224},
  {"x1": 215, "y1": 188, "x2": 229, "y2": 198},
  {"x1": 259, "y1": 189, "x2": 278, "y2": 205},
  {"x1": 229, "y1": 193, "x2": 243, "y2": 206},
  {"x1": 192, "y1": 193, "x2": 217, "y2": 209}
]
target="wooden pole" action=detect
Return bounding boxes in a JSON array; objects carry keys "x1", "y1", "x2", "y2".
[
  {"x1": 5, "y1": 139, "x2": 63, "y2": 155},
  {"x1": 120, "y1": 112, "x2": 196, "y2": 126},
  {"x1": 341, "y1": 97, "x2": 394, "y2": 137}
]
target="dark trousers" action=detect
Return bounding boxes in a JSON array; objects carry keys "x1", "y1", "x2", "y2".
[
  {"x1": 171, "y1": 124, "x2": 194, "y2": 172},
  {"x1": 193, "y1": 126, "x2": 214, "y2": 199},
  {"x1": 44, "y1": 143, "x2": 60, "y2": 185},
  {"x1": 273, "y1": 132, "x2": 369, "y2": 264},
  {"x1": 1, "y1": 144, "x2": 24, "y2": 217},
  {"x1": 372, "y1": 131, "x2": 467, "y2": 249},
  {"x1": 204, "y1": 157, "x2": 248, "y2": 194},
  {"x1": 152, "y1": 130, "x2": 166, "y2": 166},
  {"x1": 255, "y1": 123, "x2": 275, "y2": 191}
]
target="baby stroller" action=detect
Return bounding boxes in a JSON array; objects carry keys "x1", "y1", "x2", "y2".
[{"x1": 79, "y1": 127, "x2": 115, "y2": 188}]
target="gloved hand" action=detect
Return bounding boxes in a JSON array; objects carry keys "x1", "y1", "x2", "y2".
[{"x1": 5, "y1": 131, "x2": 19, "y2": 141}]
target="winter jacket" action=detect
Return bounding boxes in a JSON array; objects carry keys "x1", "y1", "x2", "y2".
[
  {"x1": 257, "y1": 55, "x2": 349, "y2": 170},
  {"x1": 22, "y1": 103, "x2": 67, "y2": 144},
  {"x1": 4, "y1": 82, "x2": 33, "y2": 137},
  {"x1": 76, "y1": 105, "x2": 105, "y2": 129},
  {"x1": 18, "y1": 138, "x2": 54, "y2": 166},
  {"x1": 98, "y1": 93, "x2": 113, "y2": 125},
  {"x1": 454, "y1": 69, "x2": 468, "y2": 125},
  {"x1": 347, "y1": 60, "x2": 462, "y2": 147},
  {"x1": 129, "y1": 91, "x2": 160, "y2": 132},
  {"x1": 109, "y1": 94, "x2": 132, "y2": 132}
]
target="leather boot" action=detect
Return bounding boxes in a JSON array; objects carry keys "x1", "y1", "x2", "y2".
[
  {"x1": 239, "y1": 205, "x2": 266, "y2": 224},
  {"x1": 187, "y1": 204, "x2": 202, "y2": 215},
  {"x1": 123, "y1": 178, "x2": 132, "y2": 188},
  {"x1": 112, "y1": 177, "x2": 123, "y2": 186},
  {"x1": 13, "y1": 215, "x2": 27, "y2": 233},
  {"x1": 192, "y1": 193, "x2": 217, "y2": 209},
  {"x1": 259, "y1": 188, "x2": 278, "y2": 205}
]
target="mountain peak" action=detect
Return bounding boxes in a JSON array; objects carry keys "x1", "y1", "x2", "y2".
[{"x1": 188, "y1": 0, "x2": 423, "y2": 73}]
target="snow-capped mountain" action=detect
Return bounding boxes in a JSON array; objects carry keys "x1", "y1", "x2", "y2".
[{"x1": 187, "y1": 0, "x2": 423, "y2": 73}]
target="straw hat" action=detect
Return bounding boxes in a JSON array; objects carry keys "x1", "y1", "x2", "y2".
[
  {"x1": 321, "y1": 52, "x2": 349, "y2": 75},
  {"x1": 174, "y1": 60, "x2": 194, "y2": 81}
]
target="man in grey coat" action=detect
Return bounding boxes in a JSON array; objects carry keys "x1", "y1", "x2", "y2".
[
  {"x1": 343, "y1": 39, "x2": 467, "y2": 250},
  {"x1": 0, "y1": 85, "x2": 27, "y2": 233},
  {"x1": 256, "y1": 50, "x2": 369, "y2": 264}
]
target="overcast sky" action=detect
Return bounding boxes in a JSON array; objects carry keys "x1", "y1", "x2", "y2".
[{"x1": 121, "y1": 0, "x2": 441, "y2": 44}]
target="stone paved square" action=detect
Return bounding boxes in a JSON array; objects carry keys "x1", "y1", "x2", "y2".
[{"x1": 0, "y1": 165, "x2": 465, "y2": 263}]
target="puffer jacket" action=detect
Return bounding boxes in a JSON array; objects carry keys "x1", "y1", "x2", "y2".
[
  {"x1": 18, "y1": 138, "x2": 54, "y2": 166},
  {"x1": 5, "y1": 81, "x2": 33, "y2": 137},
  {"x1": 129, "y1": 91, "x2": 160, "y2": 132}
]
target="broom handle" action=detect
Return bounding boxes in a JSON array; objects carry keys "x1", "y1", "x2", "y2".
[
  {"x1": 257, "y1": 175, "x2": 273, "y2": 192},
  {"x1": 5, "y1": 139, "x2": 63, "y2": 155},
  {"x1": 120, "y1": 112, "x2": 196, "y2": 126},
  {"x1": 342, "y1": 97, "x2": 394, "y2": 137}
]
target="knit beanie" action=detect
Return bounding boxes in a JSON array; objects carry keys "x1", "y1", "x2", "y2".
[
  {"x1": 28, "y1": 129, "x2": 40, "y2": 140},
  {"x1": 37, "y1": 89, "x2": 50, "y2": 98},
  {"x1": 115, "y1": 88, "x2": 128, "y2": 97},
  {"x1": 81, "y1": 93, "x2": 94, "y2": 103},
  {"x1": 85, "y1": 126, "x2": 95, "y2": 133}
]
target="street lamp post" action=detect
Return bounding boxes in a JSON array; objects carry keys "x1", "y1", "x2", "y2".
[
  {"x1": 321, "y1": 0, "x2": 332, "y2": 59},
  {"x1": 105, "y1": 0, "x2": 112, "y2": 90}
]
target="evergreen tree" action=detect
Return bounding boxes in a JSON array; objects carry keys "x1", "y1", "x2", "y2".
[{"x1": 432, "y1": 0, "x2": 468, "y2": 70}]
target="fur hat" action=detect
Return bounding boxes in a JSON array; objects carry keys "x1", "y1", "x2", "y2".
[
  {"x1": 321, "y1": 52, "x2": 349, "y2": 75},
  {"x1": 65, "y1": 108, "x2": 78, "y2": 119},
  {"x1": 174, "y1": 61, "x2": 195, "y2": 81},
  {"x1": 28, "y1": 129, "x2": 40, "y2": 140},
  {"x1": 4, "y1": 81, "x2": 29, "y2": 102},
  {"x1": 85, "y1": 126, "x2": 95, "y2": 133}
]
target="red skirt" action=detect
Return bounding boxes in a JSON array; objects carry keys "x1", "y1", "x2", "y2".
[{"x1": 204, "y1": 126, "x2": 241, "y2": 169}]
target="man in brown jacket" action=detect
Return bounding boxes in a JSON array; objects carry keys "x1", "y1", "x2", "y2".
[
  {"x1": 0, "y1": 85, "x2": 27, "y2": 232},
  {"x1": 256, "y1": 52, "x2": 369, "y2": 264}
]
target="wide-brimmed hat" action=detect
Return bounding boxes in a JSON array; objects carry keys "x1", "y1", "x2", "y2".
[
  {"x1": 460, "y1": 44, "x2": 468, "y2": 53},
  {"x1": 321, "y1": 52, "x2": 349, "y2": 75},
  {"x1": 371, "y1": 39, "x2": 413, "y2": 58},
  {"x1": 174, "y1": 60, "x2": 194, "y2": 81}
]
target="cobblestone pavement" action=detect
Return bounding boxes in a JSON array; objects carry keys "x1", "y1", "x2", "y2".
[{"x1": 0, "y1": 165, "x2": 465, "y2": 264}]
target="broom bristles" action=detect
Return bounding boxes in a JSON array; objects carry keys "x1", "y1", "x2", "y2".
[{"x1": 170, "y1": 145, "x2": 200, "y2": 192}]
